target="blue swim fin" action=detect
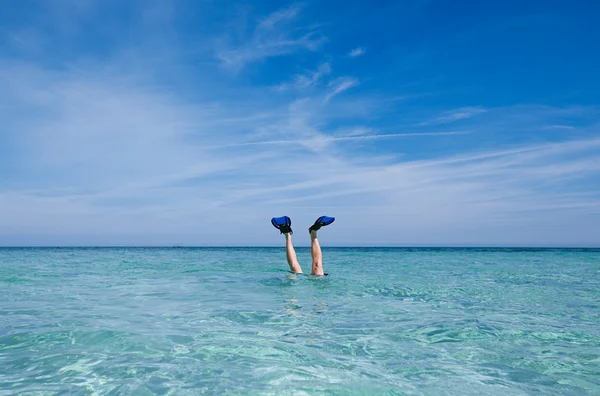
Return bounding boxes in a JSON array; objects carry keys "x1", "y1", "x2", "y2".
[
  {"x1": 309, "y1": 216, "x2": 335, "y2": 232},
  {"x1": 271, "y1": 216, "x2": 293, "y2": 234}
]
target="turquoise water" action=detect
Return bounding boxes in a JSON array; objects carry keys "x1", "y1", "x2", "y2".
[{"x1": 1, "y1": 247, "x2": 599, "y2": 395}]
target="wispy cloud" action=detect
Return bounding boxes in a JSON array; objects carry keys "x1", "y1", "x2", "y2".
[
  {"x1": 325, "y1": 77, "x2": 360, "y2": 101},
  {"x1": 276, "y1": 61, "x2": 331, "y2": 91},
  {"x1": 545, "y1": 125, "x2": 576, "y2": 130},
  {"x1": 257, "y1": 5, "x2": 299, "y2": 28},
  {"x1": 209, "y1": 131, "x2": 469, "y2": 150},
  {"x1": 251, "y1": 137, "x2": 600, "y2": 244},
  {"x1": 419, "y1": 106, "x2": 488, "y2": 125},
  {"x1": 2, "y1": 57, "x2": 599, "y2": 246},
  {"x1": 217, "y1": 5, "x2": 325, "y2": 69},
  {"x1": 349, "y1": 47, "x2": 365, "y2": 57}
]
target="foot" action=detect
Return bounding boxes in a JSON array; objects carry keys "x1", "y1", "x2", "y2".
[
  {"x1": 271, "y1": 216, "x2": 293, "y2": 234},
  {"x1": 308, "y1": 216, "x2": 335, "y2": 233}
]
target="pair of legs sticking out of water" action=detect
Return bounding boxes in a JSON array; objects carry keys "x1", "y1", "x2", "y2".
[{"x1": 271, "y1": 216, "x2": 335, "y2": 276}]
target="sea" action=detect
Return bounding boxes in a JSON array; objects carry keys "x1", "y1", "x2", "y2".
[{"x1": 1, "y1": 247, "x2": 599, "y2": 395}]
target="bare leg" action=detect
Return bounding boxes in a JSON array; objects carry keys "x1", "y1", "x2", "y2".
[
  {"x1": 284, "y1": 233, "x2": 303, "y2": 274},
  {"x1": 310, "y1": 230, "x2": 324, "y2": 276}
]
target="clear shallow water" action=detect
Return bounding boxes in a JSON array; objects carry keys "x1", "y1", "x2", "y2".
[{"x1": 1, "y1": 247, "x2": 599, "y2": 395}]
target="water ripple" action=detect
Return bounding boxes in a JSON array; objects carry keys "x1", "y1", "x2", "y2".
[{"x1": 0, "y1": 247, "x2": 598, "y2": 395}]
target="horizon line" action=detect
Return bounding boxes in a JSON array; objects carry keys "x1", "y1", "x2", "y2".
[{"x1": 1, "y1": 245, "x2": 599, "y2": 249}]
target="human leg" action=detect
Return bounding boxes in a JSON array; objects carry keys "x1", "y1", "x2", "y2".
[
  {"x1": 285, "y1": 233, "x2": 303, "y2": 274},
  {"x1": 308, "y1": 216, "x2": 335, "y2": 276},
  {"x1": 271, "y1": 216, "x2": 303, "y2": 274},
  {"x1": 310, "y1": 229, "x2": 324, "y2": 276}
]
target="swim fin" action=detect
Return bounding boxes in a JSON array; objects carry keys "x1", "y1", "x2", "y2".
[
  {"x1": 271, "y1": 216, "x2": 293, "y2": 234},
  {"x1": 309, "y1": 216, "x2": 335, "y2": 232}
]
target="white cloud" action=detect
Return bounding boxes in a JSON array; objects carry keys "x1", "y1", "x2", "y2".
[
  {"x1": 203, "y1": 131, "x2": 470, "y2": 159},
  {"x1": 217, "y1": 6, "x2": 325, "y2": 69},
  {"x1": 349, "y1": 47, "x2": 365, "y2": 57},
  {"x1": 257, "y1": 6, "x2": 300, "y2": 28},
  {"x1": 276, "y1": 61, "x2": 331, "y2": 91},
  {"x1": 324, "y1": 77, "x2": 360, "y2": 102},
  {"x1": 2, "y1": 51, "x2": 599, "y2": 246},
  {"x1": 419, "y1": 106, "x2": 488, "y2": 125},
  {"x1": 545, "y1": 125, "x2": 575, "y2": 130},
  {"x1": 2, "y1": 60, "x2": 600, "y2": 246},
  {"x1": 247, "y1": 137, "x2": 600, "y2": 246}
]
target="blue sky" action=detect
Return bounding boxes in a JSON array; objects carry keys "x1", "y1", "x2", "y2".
[{"x1": 1, "y1": 0, "x2": 599, "y2": 246}]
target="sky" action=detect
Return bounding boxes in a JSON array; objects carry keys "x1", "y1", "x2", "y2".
[{"x1": 0, "y1": 0, "x2": 599, "y2": 247}]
